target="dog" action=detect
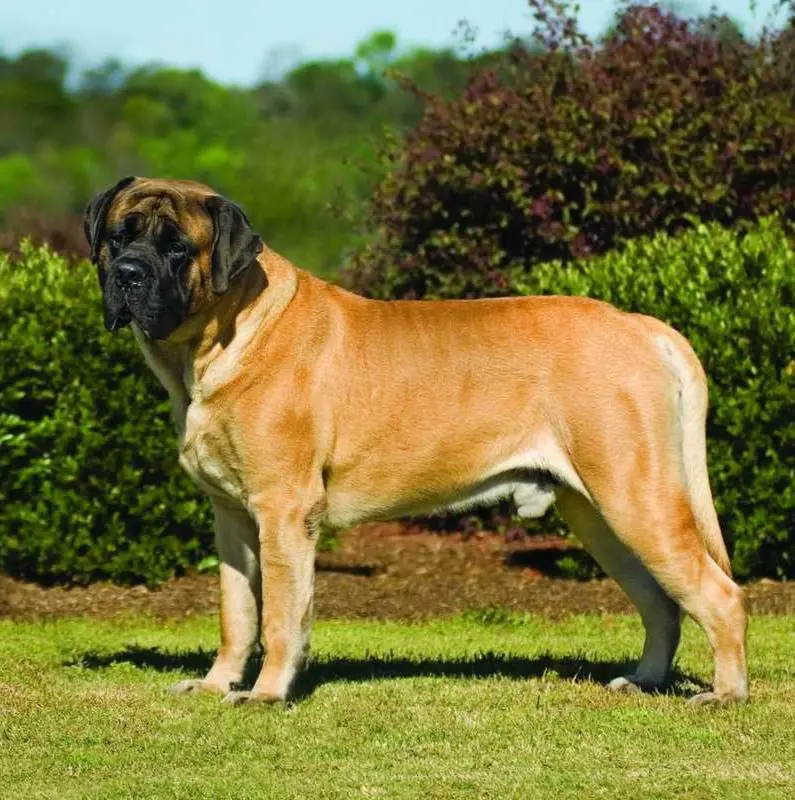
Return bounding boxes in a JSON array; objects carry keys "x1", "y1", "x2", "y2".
[{"x1": 83, "y1": 176, "x2": 748, "y2": 706}]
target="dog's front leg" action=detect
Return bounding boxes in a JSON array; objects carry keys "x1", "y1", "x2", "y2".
[
  {"x1": 223, "y1": 492, "x2": 319, "y2": 705},
  {"x1": 171, "y1": 501, "x2": 261, "y2": 696}
]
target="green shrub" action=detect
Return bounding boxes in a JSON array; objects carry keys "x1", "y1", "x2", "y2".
[
  {"x1": 0, "y1": 243, "x2": 215, "y2": 584},
  {"x1": 1, "y1": 222, "x2": 791, "y2": 583},
  {"x1": 510, "y1": 218, "x2": 793, "y2": 580}
]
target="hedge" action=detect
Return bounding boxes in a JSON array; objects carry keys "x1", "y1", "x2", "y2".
[
  {"x1": 1, "y1": 218, "x2": 792, "y2": 582},
  {"x1": 0, "y1": 242, "x2": 214, "y2": 584}
]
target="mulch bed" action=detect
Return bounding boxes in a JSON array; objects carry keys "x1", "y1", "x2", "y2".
[{"x1": 2, "y1": 523, "x2": 793, "y2": 621}]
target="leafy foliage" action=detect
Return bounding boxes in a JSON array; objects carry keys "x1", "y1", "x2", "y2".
[
  {"x1": 344, "y1": 2, "x2": 795, "y2": 299},
  {"x1": 0, "y1": 243, "x2": 214, "y2": 584}
]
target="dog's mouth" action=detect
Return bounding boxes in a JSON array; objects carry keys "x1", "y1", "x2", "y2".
[
  {"x1": 106, "y1": 305, "x2": 133, "y2": 332},
  {"x1": 103, "y1": 291, "x2": 133, "y2": 332},
  {"x1": 104, "y1": 281, "x2": 185, "y2": 341},
  {"x1": 103, "y1": 276, "x2": 153, "y2": 334}
]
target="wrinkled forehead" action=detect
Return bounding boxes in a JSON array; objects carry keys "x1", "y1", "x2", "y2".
[{"x1": 107, "y1": 180, "x2": 215, "y2": 246}]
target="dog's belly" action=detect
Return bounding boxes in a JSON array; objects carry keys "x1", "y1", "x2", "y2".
[
  {"x1": 323, "y1": 442, "x2": 584, "y2": 529},
  {"x1": 403, "y1": 469, "x2": 559, "y2": 519},
  {"x1": 324, "y1": 469, "x2": 558, "y2": 528}
]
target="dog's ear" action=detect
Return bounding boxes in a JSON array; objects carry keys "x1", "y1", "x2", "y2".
[
  {"x1": 83, "y1": 176, "x2": 136, "y2": 264},
  {"x1": 205, "y1": 196, "x2": 263, "y2": 294}
]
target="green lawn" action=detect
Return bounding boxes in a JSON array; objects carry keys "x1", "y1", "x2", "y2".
[{"x1": 1, "y1": 612, "x2": 794, "y2": 799}]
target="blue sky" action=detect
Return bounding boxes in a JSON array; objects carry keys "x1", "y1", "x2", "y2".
[{"x1": 0, "y1": 0, "x2": 789, "y2": 85}]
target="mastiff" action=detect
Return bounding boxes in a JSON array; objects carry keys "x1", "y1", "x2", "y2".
[{"x1": 83, "y1": 176, "x2": 748, "y2": 706}]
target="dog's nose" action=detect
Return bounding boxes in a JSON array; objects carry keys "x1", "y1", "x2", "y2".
[{"x1": 115, "y1": 261, "x2": 148, "y2": 288}]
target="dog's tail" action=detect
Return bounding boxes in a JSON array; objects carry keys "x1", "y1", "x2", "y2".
[{"x1": 654, "y1": 330, "x2": 733, "y2": 577}]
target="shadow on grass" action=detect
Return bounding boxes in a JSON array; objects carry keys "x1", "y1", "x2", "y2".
[{"x1": 66, "y1": 646, "x2": 705, "y2": 701}]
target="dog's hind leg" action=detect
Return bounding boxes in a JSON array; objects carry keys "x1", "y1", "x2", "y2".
[
  {"x1": 590, "y1": 479, "x2": 746, "y2": 705},
  {"x1": 557, "y1": 488, "x2": 682, "y2": 692}
]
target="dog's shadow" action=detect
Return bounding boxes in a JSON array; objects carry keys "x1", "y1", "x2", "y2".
[{"x1": 67, "y1": 646, "x2": 705, "y2": 701}]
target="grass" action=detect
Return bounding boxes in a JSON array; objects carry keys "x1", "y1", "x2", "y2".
[{"x1": 1, "y1": 612, "x2": 794, "y2": 799}]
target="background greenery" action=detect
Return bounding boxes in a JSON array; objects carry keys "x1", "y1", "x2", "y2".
[
  {"x1": 0, "y1": 2, "x2": 792, "y2": 584},
  {"x1": 345, "y1": 2, "x2": 795, "y2": 297},
  {"x1": 0, "y1": 29, "x2": 474, "y2": 276}
]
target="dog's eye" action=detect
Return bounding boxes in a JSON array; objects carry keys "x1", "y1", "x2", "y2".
[
  {"x1": 167, "y1": 241, "x2": 189, "y2": 261},
  {"x1": 108, "y1": 233, "x2": 124, "y2": 253}
]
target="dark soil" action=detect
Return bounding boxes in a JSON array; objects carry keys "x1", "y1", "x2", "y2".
[{"x1": 2, "y1": 523, "x2": 794, "y2": 621}]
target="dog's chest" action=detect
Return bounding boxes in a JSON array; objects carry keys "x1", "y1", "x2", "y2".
[{"x1": 178, "y1": 404, "x2": 244, "y2": 503}]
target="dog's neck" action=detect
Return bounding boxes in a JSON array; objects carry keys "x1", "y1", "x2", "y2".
[{"x1": 132, "y1": 248, "x2": 299, "y2": 438}]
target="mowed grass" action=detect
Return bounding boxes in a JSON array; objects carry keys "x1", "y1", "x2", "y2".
[{"x1": 1, "y1": 612, "x2": 794, "y2": 799}]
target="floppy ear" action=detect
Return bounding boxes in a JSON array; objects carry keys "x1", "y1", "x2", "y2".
[
  {"x1": 83, "y1": 176, "x2": 136, "y2": 264},
  {"x1": 205, "y1": 195, "x2": 263, "y2": 294}
]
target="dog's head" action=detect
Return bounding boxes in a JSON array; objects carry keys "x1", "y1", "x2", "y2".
[{"x1": 83, "y1": 177, "x2": 263, "y2": 340}]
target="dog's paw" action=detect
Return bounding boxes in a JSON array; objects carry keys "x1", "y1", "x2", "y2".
[
  {"x1": 687, "y1": 691, "x2": 746, "y2": 707},
  {"x1": 221, "y1": 690, "x2": 284, "y2": 706},
  {"x1": 168, "y1": 679, "x2": 226, "y2": 696},
  {"x1": 607, "y1": 676, "x2": 643, "y2": 694}
]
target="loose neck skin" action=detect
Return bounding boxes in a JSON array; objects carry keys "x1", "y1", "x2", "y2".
[{"x1": 132, "y1": 250, "x2": 299, "y2": 436}]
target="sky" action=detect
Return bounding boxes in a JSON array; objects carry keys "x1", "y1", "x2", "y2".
[{"x1": 0, "y1": 0, "x2": 789, "y2": 86}]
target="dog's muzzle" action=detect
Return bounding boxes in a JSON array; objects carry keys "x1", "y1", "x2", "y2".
[{"x1": 104, "y1": 257, "x2": 155, "y2": 333}]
